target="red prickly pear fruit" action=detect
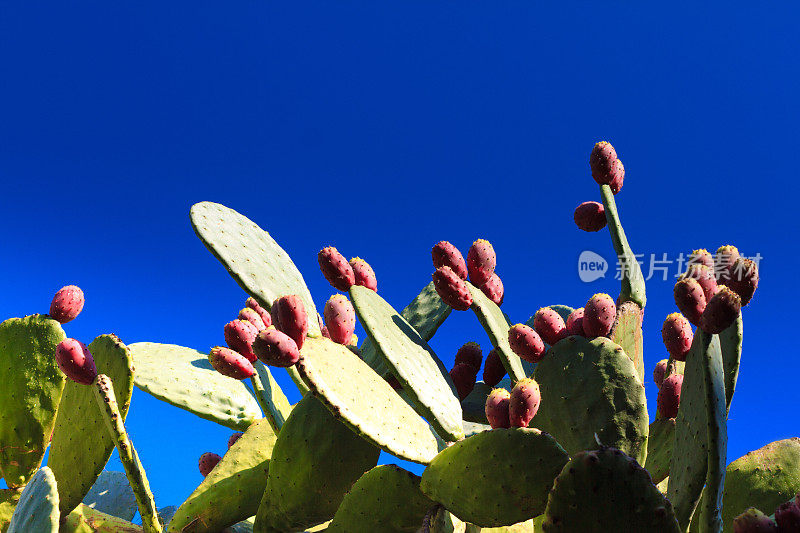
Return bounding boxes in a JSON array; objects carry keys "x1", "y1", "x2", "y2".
[
  {"x1": 533, "y1": 308, "x2": 568, "y2": 346},
  {"x1": 450, "y1": 362, "x2": 478, "y2": 401},
  {"x1": 566, "y1": 307, "x2": 585, "y2": 337},
  {"x1": 661, "y1": 313, "x2": 693, "y2": 362},
  {"x1": 509, "y1": 378, "x2": 541, "y2": 428},
  {"x1": 238, "y1": 307, "x2": 267, "y2": 331},
  {"x1": 252, "y1": 329, "x2": 300, "y2": 368},
  {"x1": 583, "y1": 293, "x2": 616, "y2": 337},
  {"x1": 683, "y1": 264, "x2": 718, "y2": 303},
  {"x1": 608, "y1": 158, "x2": 625, "y2": 194},
  {"x1": 727, "y1": 257, "x2": 759, "y2": 306},
  {"x1": 318, "y1": 246, "x2": 355, "y2": 291},
  {"x1": 454, "y1": 342, "x2": 482, "y2": 371},
  {"x1": 657, "y1": 373, "x2": 683, "y2": 418},
  {"x1": 270, "y1": 295, "x2": 309, "y2": 349},
  {"x1": 349, "y1": 257, "x2": 378, "y2": 292},
  {"x1": 49, "y1": 285, "x2": 85, "y2": 324},
  {"x1": 733, "y1": 508, "x2": 778, "y2": 533},
  {"x1": 228, "y1": 432, "x2": 244, "y2": 449},
  {"x1": 385, "y1": 374, "x2": 402, "y2": 391},
  {"x1": 55, "y1": 338, "x2": 98, "y2": 385},
  {"x1": 674, "y1": 278, "x2": 707, "y2": 326},
  {"x1": 323, "y1": 294, "x2": 356, "y2": 345},
  {"x1": 209, "y1": 346, "x2": 255, "y2": 380},
  {"x1": 653, "y1": 359, "x2": 669, "y2": 389},
  {"x1": 467, "y1": 239, "x2": 496, "y2": 286},
  {"x1": 198, "y1": 452, "x2": 222, "y2": 477},
  {"x1": 688, "y1": 249, "x2": 715, "y2": 270},
  {"x1": 321, "y1": 325, "x2": 331, "y2": 339},
  {"x1": 485, "y1": 388, "x2": 511, "y2": 429},
  {"x1": 482, "y1": 347, "x2": 507, "y2": 387},
  {"x1": 573, "y1": 201, "x2": 607, "y2": 232},
  {"x1": 246, "y1": 297, "x2": 272, "y2": 328},
  {"x1": 431, "y1": 241, "x2": 468, "y2": 280},
  {"x1": 775, "y1": 499, "x2": 800, "y2": 532},
  {"x1": 432, "y1": 266, "x2": 473, "y2": 311},
  {"x1": 714, "y1": 244, "x2": 741, "y2": 282},
  {"x1": 507, "y1": 324, "x2": 546, "y2": 363},
  {"x1": 699, "y1": 286, "x2": 742, "y2": 334},
  {"x1": 224, "y1": 319, "x2": 258, "y2": 362},
  {"x1": 589, "y1": 141, "x2": 618, "y2": 185},
  {"x1": 479, "y1": 273, "x2": 504, "y2": 306}
]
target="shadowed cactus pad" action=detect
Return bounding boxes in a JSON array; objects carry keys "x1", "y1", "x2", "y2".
[
  {"x1": 7, "y1": 466, "x2": 60, "y2": 533},
  {"x1": 82, "y1": 470, "x2": 137, "y2": 522}
]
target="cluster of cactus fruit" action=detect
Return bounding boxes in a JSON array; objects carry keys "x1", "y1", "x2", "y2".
[{"x1": 0, "y1": 141, "x2": 797, "y2": 533}]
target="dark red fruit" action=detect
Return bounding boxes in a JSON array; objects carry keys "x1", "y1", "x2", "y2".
[
  {"x1": 727, "y1": 257, "x2": 758, "y2": 306},
  {"x1": 209, "y1": 347, "x2": 255, "y2": 380},
  {"x1": 198, "y1": 452, "x2": 222, "y2": 477},
  {"x1": 479, "y1": 273, "x2": 504, "y2": 306},
  {"x1": 507, "y1": 324, "x2": 545, "y2": 363},
  {"x1": 55, "y1": 338, "x2": 98, "y2": 385},
  {"x1": 432, "y1": 266, "x2": 473, "y2": 311},
  {"x1": 482, "y1": 347, "x2": 507, "y2": 387},
  {"x1": 657, "y1": 373, "x2": 683, "y2": 418},
  {"x1": 318, "y1": 246, "x2": 355, "y2": 291},
  {"x1": 566, "y1": 307, "x2": 585, "y2": 336},
  {"x1": 252, "y1": 329, "x2": 300, "y2": 368},
  {"x1": 450, "y1": 363, "x2": 478, "y2": 401},
  {"x1": 589, "y1": 141, "x2": 618, "y2": 185},
  {"x1": 431, "y1": 241, "x2": 468, "y2": 280},
  {"x1": 573, "y1": 201, "x2": 607, "y2": 232},
  {"x1": 454, "y1": 342, "x2": 482, "y2": 371},
  {"x1": 674, "y1": 278, "x2": 707, "y2": 326},
  {"x1": 49, "y1": 285, "x2": 85, "y2": 324},
  {"x1": 224, "y1": 319, "x2": 258, "y2": 362},
  {"x1": 700, "y1": 286, "x2": 742, "y2": 334},
  {"x1": 661, "y1": 313, "x2": 693, "y2": 362},
  {"x1": 509, "y1": 378, "x2": 541, "y2": 428},
  {"x1": 533, "y1": 307, "x2": 568, "y2": 346},
  {"x1": 270, "y1": 295, "x2": 309, "y2": 349},
  {"x1": 466, "y1": 239, "x2": 496, "y2": 286}
]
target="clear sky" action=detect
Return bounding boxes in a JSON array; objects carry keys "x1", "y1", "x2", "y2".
[{"x1": 1, "y1": 1, "x2": 797, "y2": 516}]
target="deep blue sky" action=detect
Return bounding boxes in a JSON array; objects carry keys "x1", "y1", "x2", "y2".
[{"x1": 1, "y1": 2, "x2": 797, "y2": 514}]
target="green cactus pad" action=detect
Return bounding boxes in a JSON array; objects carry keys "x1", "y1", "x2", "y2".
[
  {"x1": 82, "y1": 471, "x2": 137, "y2": 522},
  {"x1": 541, "y1": 447, "x2": 679, "y2": 532},
  {"x1": 420, "y1": 506, "x2": 469, "y2": 533},
  {"x1": 252, "y1": 361, "x2": 293, "y2": 432},
  {"x1": 62, "y1": 503, "x2": 143, "y2": 532},
  {"x1": 360, "y1": 281, "x2": 452, "y2": 378},
  {"x1": 168, "y1": 418, "x2": 277, "y2": 533},
  {"x1": 294, "y1": 336, "x2": 442, "y2": 464},
  {"x1": 420, "y1": 428, "x2": 568, "y2": 527},
  {"x1": 533, "y1": 336, "x2": 649, "y2": 464},
  {"x1": 465, "y1": 281, "x2": 526, "y2": 382},
  {"x1": 50, "y1": 334, "x2": 135, "y2": 517},
  {"x1": 0, "y1": 315, "x2": 66, "y2": 487},
  {"x1": 610, "y1": 301, "x2": 645, "y2": 382},
  {"x1": 599, "y1": 184, "x2": 646, "y2": 308},
  {"x1": 479, "y1": 520, "x2": 537, "y2": 532},
  {"x1": 326, "y1": 465, "x2": 433, "y2": 532},
  {"x1": 7, "y1": 466, "x2": 59, "y2": 533},
  {"x1": 255, "y1": 395, "x2": 380, "y2": 532},
  {"x1": 667, "y1": 329, "x2": 723, "y2": 530},
  {"x1": 0, "y1": 489, "x2": 21, "y2": 532},
  {"x1": 719, "y1": 314, "x2": 743, "y2": 412},
  {"x1": 190, "y1": 201, "x2": 320, "y2": 336},
  {"x1": 129, "y1": 342, "x2": 261, "y2": 431},
  {"x1": 350, "y1": 285, "x2": 463, "y2": 441},
  {"x1": 645, "y1": 418, "x2": 676, "y2": 484}
]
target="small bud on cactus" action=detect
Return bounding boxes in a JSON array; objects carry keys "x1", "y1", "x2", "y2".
[
  {"x1": 228, "y1": 432, "x2": 244, "y2": 449},
  {"x1": 246, "y1": 297, "x2": 272, "y2": 328},
  {"x1": 775, "y1": 499, "x2": 800, "y2": 532},
  {"x1": 224, "y1": 319, "x2": 258, "y2": 362},
  {"x1": 432, "y1": 266, "x2": 473, "y2": 311},
  {"x1": 699, "y1": 286, "x2": 742, "y2": 334},
  {"x1": 252, "y1": 329, "x2": 300, "y2": 368},
  {"x1": 688, "y1": 249, "x2": 715, "y2": 270},
  {"x1": 583, "y1": 293, "x2": 616, "y2": 337},
  {"x1": 733, "y1": 508, "x2": 778, "y2": 533},
  {"x1": 653, "y1": 359, "x2": 669, "y2": 389},
  {"x1": 533, "y1": 308, "x2": 568, "y2": 346},
  {"x1": 318, "y1": 246, "x2": 355, "y2": 291},
  {"x1": 509, "y1": 378, "x2": 541, "y2": 428},
  {"x1": 661, "y1": 313, "x2": 693, "y2": 362},
  {"x1": 198, "y1": 452, "x2": 222, "y2": 477},
  {"x1": 482, "y1": 347, "x2": 507, "y2": 387},
  {"x1": 349, "y1": 257, "x2": 378, "y2": 292},
  {"x1": 270, "y1": 295, "x2": 309, "y2": 349},
  {"x1": 674, "y1": 278, "x2": 707, "y2": 326},
  {"x1": 573, "y1": 201, "x2": 607, "y2": 232},
  {"x1": 348, "y1": 333, "x2": 358, "y2": 346},
  {"x1": 727, "y1": 257, "x2": 759, "y2": 306},
  {"x1": 450, "y1": 363, "x2": 478, "y2": 401},
  {"x1": 609, "y1": 159, "x2": 625, "y2": 194},
  {"x1": 49, "y1": 285, "x2": 85, "y2": 324},
  {"x1": 714, "y1": 244, "x2": 741, "y2": 282},
  {"x1": 466, "y1": 239, "x2": 496, "y2": 286},
  {"x1": 479, "y1": 273, "x2": 504, "y2": 306},
  {"x1": 431, "y1": 241, "x2": 468, "y2": 280},
  {"x1": 507, "y1": 324, "x2": 546, "y2": 363},
  {"x1": 566, "y1": 307, "x2": 585, "y2": 336},
  {"x1": 683, "y1": 264, "x2": 718, "y2": 303},
  {"x1": 323, "y1": 294, "x2": 356, "y2": 345},
  {"x1": 589, "y1": 141, "x2": 618, "y2": 185},
  {"x1": 209, "y1": 347, "x2": 255, "y2": 380},
  {"x1": 454, "y1": 342, "x2": 482, "y2": 371},
  {"x1": 55, "y1": 338, "x2": 98, "y2": 385},
  {"x1": 485, "y1": 388, "x2": 511, "y2": 429},
  {"x1": 657, "y1": 373, "x2": 683, "y2": 418},
  {"x1": 238, "y1": 307, "x2": 266, "y2": 331}
]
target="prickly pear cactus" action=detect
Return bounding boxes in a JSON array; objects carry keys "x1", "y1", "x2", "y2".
[{"x1": 7, "y1": 466, "x2": 60, "y2": 533}]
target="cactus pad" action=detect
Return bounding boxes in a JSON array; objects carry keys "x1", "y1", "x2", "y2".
[
  {"x1": 0, "y1": 489, "x2": 21, "y2": 532},
  {"x1": 62, "y1": 503, "x2": 144, "y2": 532},
  {"x1": 7, "y1": 466, "x2": 60, "y2": 533},
  {"x1": 50, "y1": 334, "x2": 135, "y2": 517},
  {"x1": 350, "y1": 285, "x2": 463, "y2": 441},
  {"x1": 466, "y1": 281, "x2": 526, "y2": 382},
  {"x1": 420, "y1": 428, "x2": 568, "y2": 527},
  {"x1": 82, "y1": 471, "x2": 137, "y2": 522},
  {"x1": 190, "y1": 201, "x2": 320, "y2": 335},
  {"x1": 252, "y1": 361, "x2": 293, "y2": 432},
  {"x1": 168, "y1": 418, "x2": 277, "y2": 533},
  {"x1": 719, "y1": 314, "x2": 743, "y2": 412},
  {"x1": 326, "y1": 465, "x2": 433, "y2": 532},
  {"x1": 645, "y1": 418, "x2": 676, "y2": 484},
  {"x1": 0, "y1": 315, "x2": 66, "y2": 487},
  {"x1": 533, "y1": 336, "x2": 649, "y2": 463},
  {"x1": 541, "y1": 447, "x2": 679, "y2": 532},
  {"x1": 255, "y1": 395, "x2": 380, "y2": 531},
  {"x1": 295, "y1": 336, "x2": 442, "y2": 464},
  {"x1": 600, "y1": 184, "x2": 646, "y2": 308},
  {"x1": 610, "y1": 301, "x2": 645, "y2": 381},
  {"x1": 129, "y1": 342, "x2": 261, "y2": 430}
]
